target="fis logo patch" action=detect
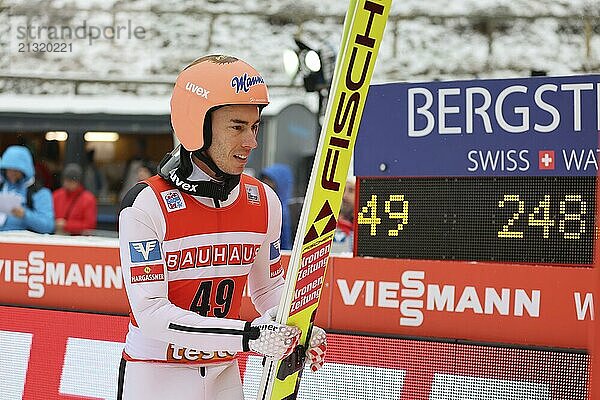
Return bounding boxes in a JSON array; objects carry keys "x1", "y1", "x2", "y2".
[
  {"x1": 245, "y1": 184, "x2": 260, "y2": 205},
  {"x1": 129, "y1": 240, "x2": 162, "y2": 263},
  {"x1": 161, "y1": 189, "x2": 186, "y2": 212},
  {"x1": 269, "y1": 239, "x2": 281, "y2": 261},
  {"x1": 131, "y1": 264, "x2": 165, "y2": 284}
]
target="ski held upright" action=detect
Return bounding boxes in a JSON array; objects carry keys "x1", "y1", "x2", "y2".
[{"x1": 257, "y1": 0, "x2": 392, "y2": 399}]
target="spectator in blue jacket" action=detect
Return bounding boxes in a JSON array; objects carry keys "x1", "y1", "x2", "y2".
[
  {"x1": 0, "y1": 145, "x2": 54, "y2": 233},
  {"x1": 259, "y1": 163, "x2": 294, "y2": 250}
]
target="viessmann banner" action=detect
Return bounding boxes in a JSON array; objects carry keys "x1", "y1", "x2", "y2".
[
  {"x1": 0, "y1": 242, "x2": 128, "y2": 314},
  {"x1": 330, "y1": 258, "x2": 593, "y2": 349},
  {"x1": 0, "y1": 239, "x2": 593, "y2": 349},
  {"x1": 355, "y1": 74, "x2": 600, "y2": 177}
]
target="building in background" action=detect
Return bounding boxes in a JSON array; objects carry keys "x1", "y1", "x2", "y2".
[{"x1": 0, "y1": 0, "x2": 597, "y2": 235}]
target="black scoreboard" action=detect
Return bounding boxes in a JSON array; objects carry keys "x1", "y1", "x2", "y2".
[
  {"x1": 353, "y1": 75, "x2": 600, "y2": 266},
  {"x1": 356, "y1": 176, "x2": 595, "y2": 265}
]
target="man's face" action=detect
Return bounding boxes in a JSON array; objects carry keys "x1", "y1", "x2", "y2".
[
  {"x1": 63, "y1": 178, "x2": 79, "y2": 192},
  {"x1": 340, "y1": 180, "x2": 356, "y2": 221},
  {"x1": 206, "y1": 105, "x2": 260, "y2": 175}
]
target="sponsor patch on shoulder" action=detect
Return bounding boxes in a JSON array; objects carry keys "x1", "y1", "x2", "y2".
[
  {"x1": 245, "y1": 184, "x2": 260, "y2": 205},
  {"x1": 131, "y1": 264, "x2": 165, "y2": 284},
  {"x1": 129, "y1": 239, "x2": 162, "y2": 263},
  {"x1": 270, "y1": 262, "x2": 284, "y2": 278},
  {"x1": 161, "y1": 189, "x2": 186, "y2": 212},
  {"x1": 269, "y1": 239, "x2": 281, "y2": 261}
]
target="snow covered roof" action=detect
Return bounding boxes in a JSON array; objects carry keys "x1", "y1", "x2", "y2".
[
  {"x1": 1, "y1": 1, "x2": 597, "y2": 98},
  {"x1": 0, "y1": 93, "x2": 317, "y2": 116}
]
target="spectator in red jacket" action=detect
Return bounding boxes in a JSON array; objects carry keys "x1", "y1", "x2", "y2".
[{"x1": 52, "y1": 163, "x2": 97, "y2": 235}]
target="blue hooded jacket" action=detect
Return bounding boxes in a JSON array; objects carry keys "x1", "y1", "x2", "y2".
[
  {"x1": 259, "y1": 163, "x2": 294, "y2": 250},
  {"x1": 0, "y1": 145, "x2": 54, "y2": 233}
]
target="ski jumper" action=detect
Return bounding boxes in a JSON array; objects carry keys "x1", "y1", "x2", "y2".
[{"x1": 117, "y1": 166, "x2": 285, "y2": 400}]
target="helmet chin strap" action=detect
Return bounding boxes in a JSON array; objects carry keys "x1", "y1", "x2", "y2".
[
  {"x1": 192, "y1": 149, "x2": 229, "y2": 180},
  {"x1": 159, "y1": 145, "x2": 240, "y2": 201}
]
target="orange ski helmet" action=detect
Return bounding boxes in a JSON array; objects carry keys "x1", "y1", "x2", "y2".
[{"x1": 170, "y1": 55, "x2": 270, "y2": 152}]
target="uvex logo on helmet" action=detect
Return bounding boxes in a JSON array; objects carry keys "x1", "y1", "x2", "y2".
[
  {"x1": 231, "y1": 73, "x2": 265, "y2": 94},
  {"x1": 185, "y1": 82, "x2": 209, "y2": 99}
]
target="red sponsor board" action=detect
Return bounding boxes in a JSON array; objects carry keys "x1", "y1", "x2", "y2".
[
  {"x1": 330, "y1": 257, "x2": 594, "y2": 349},
  {"x1": 0, "y1": 306, "x2": 587, "y2": 400},
  {"x1": 0, "y1": 236, "x2": 594, "y2": 349},
  {"x1": 0, "y1": 241, "x2": 129, "y2": 314}
]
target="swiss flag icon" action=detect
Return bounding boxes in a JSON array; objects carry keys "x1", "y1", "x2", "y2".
[{"x1": 538, "y1": 150, "x2": 555, "y2": 170}]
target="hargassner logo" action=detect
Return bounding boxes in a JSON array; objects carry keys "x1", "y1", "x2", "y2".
[
  {"x1": 185, "y1": 82, "x2": 210, "y2": 99},
  {"x1": 231, "y1": 73, "x2": 264, "y2": 94},
  {"x1": 129, "y1": 240, "x2": 161, "y2": 263}
]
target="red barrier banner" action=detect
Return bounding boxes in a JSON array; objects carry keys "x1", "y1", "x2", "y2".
[
  {"x1": 0, "y1": 240, "x2": 129, "y2": 314},
  {"x1": 0, "y1": 234, "x2": 593, "y2": 349},
  {"x1": 0, "y1": 235, "x2": 330, "y2": 325},
  {"x1": 330, "y1": 258, "x2": 593, "y2": 349},
  {"x1": 0, "y1": 305, "x2": 129, "y2": 400},
  {"x1": 0, "y1": 306, "x2": 587, "y2": 400}
]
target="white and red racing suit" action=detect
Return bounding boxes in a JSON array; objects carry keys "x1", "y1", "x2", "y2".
[{"x1": 117, "y1": 165, "x2": 285, "y2": 400}]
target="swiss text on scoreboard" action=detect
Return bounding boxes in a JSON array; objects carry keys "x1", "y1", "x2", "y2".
[{"x1": 354, "y1": 75, "x2": 600, "y2": 265}]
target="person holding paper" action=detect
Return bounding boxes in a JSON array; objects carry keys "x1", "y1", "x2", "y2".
[{"x1": 0, "y1": 145, "x2": 54, "y2": 233}]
